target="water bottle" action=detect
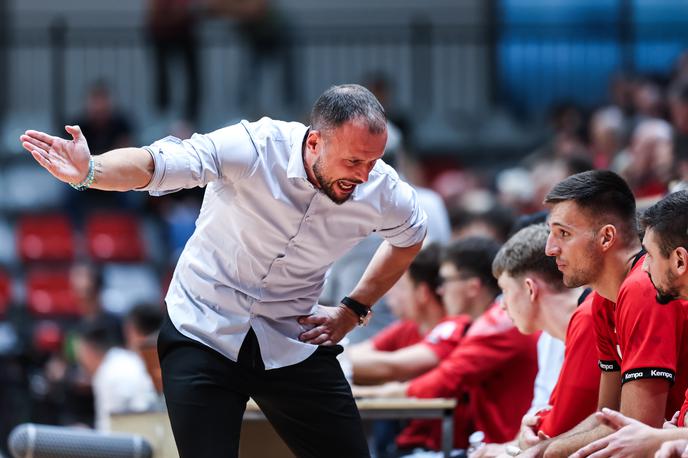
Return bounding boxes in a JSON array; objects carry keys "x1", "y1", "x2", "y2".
[{"x1": 466, "y1": 430, "x2": 485, "y2": 456}]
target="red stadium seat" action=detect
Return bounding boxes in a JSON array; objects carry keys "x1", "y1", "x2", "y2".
[
  {"x1": 85, "y1": 213, "x2": 145, "y2": 262},
  {"x1": 0, "y1": 270, "x2": 11, "y2": 315},
  {"x1": 26, "y1": 268, "x2": 80, "y2": 317},
  {"x1": 33, "y1": 320, "x2": 64, "y2": 354},
  {"x1": 17, "y1": 214, "x2": 75, "y2": 263}
]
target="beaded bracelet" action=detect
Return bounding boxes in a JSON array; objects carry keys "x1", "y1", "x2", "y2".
[{"x1": 69, "y1": 156, "x2": 95, "y2": 191}]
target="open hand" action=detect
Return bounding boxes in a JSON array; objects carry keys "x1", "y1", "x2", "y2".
[
  {"x1": 20, "y1": 125, "x2": 91, "y2": 183},
  {"x1": 298, "y1": 304, "x2": 358, "y2": 345}
]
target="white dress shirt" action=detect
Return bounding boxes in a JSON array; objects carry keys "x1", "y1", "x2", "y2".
[{"x1": 140, "y1": 117, "x2": 427, "y2": 369}]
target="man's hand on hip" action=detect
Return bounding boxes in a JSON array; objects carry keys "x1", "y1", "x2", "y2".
[{"x1": 298, "y1": 304, "x2": 359, "y2": 346}]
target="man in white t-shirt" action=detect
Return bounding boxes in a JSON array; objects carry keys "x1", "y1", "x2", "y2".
[{"x1": 75, "y1": 321, "x2": 157, "y2": 431}]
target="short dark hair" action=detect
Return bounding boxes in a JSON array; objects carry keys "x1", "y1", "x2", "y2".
[
  {"x1": 493, "y1": 223, "x2": 565, "y2": 290},
  {"x1": 408, "y1": 243, "x2": 442, "y2": 300},
  {"x1": 448, "y1": 205, "x2": 515, "y2": 243},
  {"x1": 442, "y1": 237, "x2": 501, "y2": 296},
  {"x1": 641, "y1": 190, "x2": 688, "y2": 257},
  {"x1": 310, "y1": 84, "x2": 386, "y2": 134},
  {"x1": 76, "y1": 320, "x2": 115, "y2": 353},
  {"x1": 126, "y1": 303, "x2": 164, "y2": 336},
  {"x1": 544, "y1": 170, "x2": 638, "y2": 244}
]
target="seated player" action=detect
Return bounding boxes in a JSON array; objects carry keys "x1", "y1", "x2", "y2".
[
  {"x1": 571, "y1": 190, "x2": 688, "y2": 458},
  {"x1": 354, "y1": 238, "x2": 539, "y2": 453},
  {"x1": 474, "y1": 223, "x2": 599, "y2": 457},
  {"x1": 349, "y1": 238, "x2": 500, "y2": 385},
  {"x1": 347, "y1": 243, "x2": 447, "y2": 373}
]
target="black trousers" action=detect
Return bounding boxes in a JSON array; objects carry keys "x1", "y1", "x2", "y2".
[{"x1": 157, "y1": 312, "x2": 370, "y2": 458}]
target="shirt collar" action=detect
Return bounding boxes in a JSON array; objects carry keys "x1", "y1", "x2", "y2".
[{"x1": 287, "y1": 125, "x2": 310, "y2": 180}]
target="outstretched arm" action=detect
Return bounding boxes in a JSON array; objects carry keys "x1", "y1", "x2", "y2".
[{"x1": 21, "y1": 125, "x2": 153, "y2": 191}]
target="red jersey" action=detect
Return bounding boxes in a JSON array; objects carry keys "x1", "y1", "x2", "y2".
[
  {"x1": 399, "y1": 303, "x2": 539, "y2": 450},
  {"x1": 421, "y1": 315, "x2": 472, "y2": 360},
  {"x1": 536, "y1": 293, "x2": 600, "y2": 437},
  {"x1": 593, "y1": 254, "x2": 688, "y2": 419},
  {"x1": 371, "y1": 320, "x2": 423, "y2": 352},
  {"x1": 388, "y1": 315, "x2": 471, "y2": 450}
]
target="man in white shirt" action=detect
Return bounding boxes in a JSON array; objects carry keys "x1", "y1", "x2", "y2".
[
  {"x1": 75, "y1": 322, "x2": 157, "y2": 432},
  {"x1": 21, "y1": 84, "x2": 427, "y2": 458}
]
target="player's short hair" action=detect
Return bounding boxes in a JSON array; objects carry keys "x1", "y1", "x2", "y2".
[
  {"x1": 408, "y1": 243, "x2": 442, "y2": 301},
  {"x1": 641, "y1": 190, "x2": 688, "y2": 257},
  {"x1": 442, "y1": 237, "x2": 501, "y2": 296},
  {"x1": 493, "y1": 223, "x2": 565, "y2": 291},
  {"x1": 126, "y1": 303, "x2": 164, "y2": 336},
  {"x1": 544, "y1": 170, "x2": 638, "y2": 245}
]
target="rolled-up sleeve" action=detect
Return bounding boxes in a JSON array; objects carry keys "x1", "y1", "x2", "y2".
[
  {"x1": 377, "y1": 180, "x2": 427, "y2": 247},
  {"x1": 138, "y1": 122, "x2": 258, "y2": 196}
]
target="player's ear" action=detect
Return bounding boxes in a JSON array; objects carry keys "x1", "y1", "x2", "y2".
[
  {"x1": 524, "y1": 277, "x2": 538, "y2": 303},
  {"x1": 674, "y1": 247, "x2": 688, "y2": 276},
  {"x1": 599, "y1": 224, "x2": 617, "y2": 251}
]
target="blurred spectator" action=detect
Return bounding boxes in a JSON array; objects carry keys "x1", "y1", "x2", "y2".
[
  {"x1": 671, "y1": 51, "x2": 688, "y2": 83},
  {"x1": 123, "y1": 303, "x2": 163, "y2": 353},
  {"x1": 668, "y1": 79, "x2": 688, "y2": 169},
  {"x1": 124, "y1": 303, "x2": 164, "y2": 394},
  {"x1": 70, "y1": 262, "x2": 123, "y2": 346},
  {"x1": 69, "y1": 80, "x2": 137, "y2": 213},
  {"x1": 589, "y1": 106, "x2": 625, "y2": 169},
  {"x1": 365, "y1": 72, "x2": 413, "y2": 143},
  {"x1": 529, "y1": 102, "x2": 588, "y2": 162},
  {"x1": 75, "y1": 321, "x2": 157, "y2": 431},
  {"x1": 609, "y1": 72, "x2": 636, "y2": 118},
  {"x1": 38, "y1": 263, "x2": 126, "y2": 428},
  {"x1": 209, "y1": 0, "x2": 295, "y2": 114},
  {"x1": 526, "y1": 156, "x2": 593, "y2": 214},
  {"x1": 631, "y1": 77, "x2": 667, "y2": 123},
  {"x1": 73, "y1": 80, "x2": 134, "y2": 155},
  {"x1": 449, "y1": 204, "x2": 515, "y2": 243},
  {"x1": 615, "y1": 118, "x2": 674, "y2": 199},
  {"x1": 147, "y1": 0, "x2": 200, "y2": 123}
]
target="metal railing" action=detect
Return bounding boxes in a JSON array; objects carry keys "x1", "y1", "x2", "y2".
[{"x1": 1, "y1": 17, "x2": 687, "y2": 153}]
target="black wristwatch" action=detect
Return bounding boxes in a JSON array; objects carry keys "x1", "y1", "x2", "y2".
[{"x1": 341, "y1": 296, "x2": 373, "y2": 326}]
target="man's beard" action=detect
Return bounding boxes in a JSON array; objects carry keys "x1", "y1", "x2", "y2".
[
  {"x1": 649, "y1": 270, "x2": 681, "y2": 304},
  {"x1": 561, "y1": 243, "x2": 602, "y2": 288},
  {"x1": 312, "y1": 157, "x2": 356, "y2": 205}
]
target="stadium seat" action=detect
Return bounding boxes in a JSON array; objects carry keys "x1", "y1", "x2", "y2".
[
  {"x1": 0, "y1": 269, "x2": 12, "y2": 316},
  {"x1": 85, "y1": 213, "x2": 145, "y2": 262},
  {"x1": 101, "y1": 264, "x2": 160, "y2": 315},
  {"x1": 2, "y1": 163, "x2": 67, "y2": 211},
  {"x1": 17, "y1": 214, "x2": 75, "y2": 263},
  {"x1": 25, "y1": 268, "x2": 80, "y2": 317},
  {"x1": 32, "y1": 320, "x2": 64, "y2": 354}
]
